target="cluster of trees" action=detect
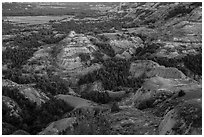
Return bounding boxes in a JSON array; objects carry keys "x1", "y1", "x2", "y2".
[
  {"x1": 2, "y1": 28, "x2": 65, "y2": 69},
  {"x1": 78, "y1": 58, "x2": 144, "y2": 91},
  {"x1": 183, "y1": 53, "x2": 202, "y2": 76},
  {"x1": 52, "y1": 17, "x2": 135, "y2": 35},
  {"x1": 2, "y1": 22, "x2": 23, "y2": 35},
  {"x1": 94, "y1": 42, "x2": 115, "y2": 57},
  {"x1": 2, "y1": 86, "x2": 73, "y2": 134},
  {"x1": 164, "y1": 3, "x2": 200, "y2": 20},
  {"x1": 3, "y1": 69, "x2": 71, "y2": 96}
]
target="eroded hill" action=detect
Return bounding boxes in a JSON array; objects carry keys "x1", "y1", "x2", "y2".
[{"x1": 2, "y1": 2, "x2": 202, "y2": 135}]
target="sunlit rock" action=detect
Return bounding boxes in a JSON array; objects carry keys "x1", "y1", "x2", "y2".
[
  {"x1": 39, "y1": 117, "x2": 77, "y2": 135},
  {"x1": 133, "y1": 76, "x2": 201, "y2": 109},
  {"x1": 55, "y1": 94, "x2": 98, "y2": 109},
  {"x1": 159, "y1": 99, "x2": 202, "y2": 135},
  {"x1": 2, "y1": 79, "x2": 50, "y2": 106}
]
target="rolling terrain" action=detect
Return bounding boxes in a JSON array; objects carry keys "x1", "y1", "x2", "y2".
[{"x1": 2, "y1": 2, "x2": 202, "y2": 135}]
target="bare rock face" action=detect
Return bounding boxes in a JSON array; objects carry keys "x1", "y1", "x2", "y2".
[
  {"x1": 133, "y1": 76, "x2": 201, "y2": 110},
  {"x1": 79, "y1": 81, "x2": 104, "y2": 95},
  {"x1": 129, "y1": 60, "x2": 160, "y2": 78},
  {"x1": 129, "y1": 60, "x2": 186, "y2": 79},
  {"x1": 38, "y1": 117, "x2": 77, "y2": 135},
  {"x1": 2, "y1": 79, "x2": 50, "y2": 107},
  {"x1": 110, "y1": 38, "x2": 142, "y2": 54},
  {"x1": 146, "y1": 66, "x2": 186, "y2": 79},
  {"x1": 109, "y1": 35, "x2": 144, "y2": 60},
  {"x1": 107, "y1": 107, "x2": 161, "y2": 135},
  {"x1": 106, "y1": 90, "x2": 127, "y2": 100},
  {"x1": 159, "y1": 99, "x2": 202, "y2": 135},
  {"x1": 23, "y1": 31, "x2": 103, "y2": 85},
  {"x1": 55, "y1": 94, "x2": 98, "y2": 109},
  {"x1": 56, "y1": 31, "x2": 101, "y2": 73},
  {"x1": 153, "y1": 86, "x2": 202, "y2": 117}
]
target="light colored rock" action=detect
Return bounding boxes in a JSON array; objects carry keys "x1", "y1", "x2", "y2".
[
  {"x1": 39, "y1": 117, "x2": 77, "y2": 135},
  {"x1": 106, "y1": 90, "x2": 127, "y2": 100},
  {"x1": 129, "y1": 60, "x2": 160, "y2": 78},
  {"x1": 133, "y1": 76, "x2": 201, "y2": 109},
  {"x1": 3, "y1": 79, "x2": 49, "y2": 106},
  {"x1": 159, "y1": 99, "x2": 202, "y2": 135},
  {"x1": 69, "y1": 31, "x2": 76, "y2": 38},
  {"x1": 121, "y1": 51, "x2": 132, "y2": 59},
  {"x1": 147, "y1": 66, "x2": 186, "y2": 79},
  {"x1": 80, "y1": 81, "x2": 104, "y2": 94},
  {"x1": 110, "y1": 39, "x2": 137, "y2": 54},
  {"x1": 129, "y1": 60, "x2": 187, "y2": 79},
  {"x1": 55, "y1": 94, "x2": 97, "y2": 109}
]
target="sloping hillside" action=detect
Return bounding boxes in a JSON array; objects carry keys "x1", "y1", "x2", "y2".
[{"x1": 2, "y1": 2, "x2": 202, "y2": 135}]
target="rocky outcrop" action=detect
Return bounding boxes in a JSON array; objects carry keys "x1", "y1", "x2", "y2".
[
  {"x1": 107, "y1": 107, "x2": 161, "y2": 135},
  {"x1": 152, "y1": 85, "x2": 202, "y2": 117},
  {"x1": 129, "y1": 60, "x2": 160, "y2": 78},
  {"x1": 56, "y1": 31, "x2": 100, "y2": 72},
  {"x1": 2, "y1": 79, "x2": 50, "y2": 107},
  {"x1": 110, "y1": 38, "x2": 143, "y2": 54},
  {"x1": 133, "y1": 76, "x2": 201, "y2": 110},
  {"x1": 129, "y1": 60, "x2": 186, "y2": 79},
  {"x1": 79, "y1": 81, "x2": 104, "y2": 94},
  {"x1": 23, "y1": 31, "x2": 103, "y2": 85},
  {"x1": 146, "y1": 66, "x2": 186, "y2": 79},
  {"x1": 55, "y1": 94, "x2": 98, "y2": 109},
  {"x1": 159, "y1": 99, "x2": 202, "y2": 135},
  {"x1": 106, "y1": 90, "x2": 127, "y2": 100},
  {"x1": 38, "y1": 117, "x2": 77, "y2": 135}
]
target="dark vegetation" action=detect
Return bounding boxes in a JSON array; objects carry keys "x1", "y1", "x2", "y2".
[
  {"x1": 150, "y1": 53, "x2": 202, "y2": 77},
  {"x1": 78, "y1": 53, "x2": 91, "y2": 62},
  {"x1": 165, "y1": 2, "x2": 202, "y2": 20},
  {"x1": 93, "y1": 42, "x2": 115, "y2": 57},
  {"x1": 33, "y1": 75, "x2": 71, "y2": 96},
  {"x1": 2, "y1": 28, "x2": 65, "y2": 69},
  {"x1": 183, "y1": 53, "x2": 202, "y2": 76},
  {"x1": 62, "y1": 109, "x2": 111, "y2": 135},
  {"x1": 2, "y1": 86, "x2": 73, "y2": 134},
  {"x1": 81, "y1": 90, "x2": 110, "y2": 104},
  {"x1": 3, "y1": 69, "x2": 71, "y2": 96},
  {"x1": 78, "y1": 58, "x2": 144, "y2": 91},
  {"x1": 130, "y1": 41, "x2": 202, "y2": 78},
  {"x1": 52, "y1": 17, "x2": 134, "y2": 35},
  {"x1": 2, "y1": 22, "x2": 23, "y2": 35},
  {"x1": 72, "y1": 114, "x2": 111, "y2": 135},
  {"x1": 2, "y1": 122, "x2": 17, "y2": 135},
  {"x1": 2, "y1": 2, "x2": 202, "y2": 135}
]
